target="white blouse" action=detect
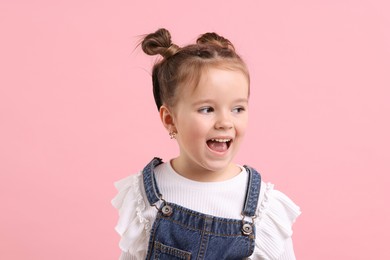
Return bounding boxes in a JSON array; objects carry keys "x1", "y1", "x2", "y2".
[{"x1": 112, "y1": 162, "x2": 301, "y2": 260}]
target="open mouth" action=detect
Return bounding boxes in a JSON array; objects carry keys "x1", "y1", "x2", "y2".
[{"x1": 206, "y1": 138, "x2": 232, "y2": 152}]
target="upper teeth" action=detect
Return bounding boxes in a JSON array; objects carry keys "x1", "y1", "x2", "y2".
[{"x1": 211, "y1": 138, "x2": 231, "y2": 142}]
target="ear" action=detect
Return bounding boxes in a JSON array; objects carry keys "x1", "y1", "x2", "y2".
[{"x1": 159, "y1": 105, "x2": 176, "y2": 133}]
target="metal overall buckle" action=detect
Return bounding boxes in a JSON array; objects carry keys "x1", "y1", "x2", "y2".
[
  {"x1": 241, "y1": 213, "x2": 257, "y2": 236},
  {"x1": 152, "y1": 196, "x2": 173, "y2": 217}
]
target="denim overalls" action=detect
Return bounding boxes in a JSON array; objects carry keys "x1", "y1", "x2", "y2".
[{"x1": 143, "y1": 158, "x2": 261, "y2": 260}]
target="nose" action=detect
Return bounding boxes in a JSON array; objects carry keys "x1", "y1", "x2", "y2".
[{"x1": 214, "y1": 112, "x2": 233, "y2": 130}]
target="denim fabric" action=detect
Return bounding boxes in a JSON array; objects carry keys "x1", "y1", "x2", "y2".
[
  {"x1": 143, "y1": 157, "x2": 261, "y2": 260},
  {"x1": 142, "y1": 157, "x2": 164, "y2": 205},
  {"x1": 241, "y1": 165, "x2": 262, "y2": 217}
]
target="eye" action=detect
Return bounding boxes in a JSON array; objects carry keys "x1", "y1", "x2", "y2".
[
  {"x1": 198, "y1": 107, "x2": 214, "y2": 114},
  {"x1": 232, "y1": 106, "x2": 246, "y2": 113}
]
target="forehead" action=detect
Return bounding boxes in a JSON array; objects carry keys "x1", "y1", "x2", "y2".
[{"x1": 181, "y1": 67, "x2": 249, "y2": 102}]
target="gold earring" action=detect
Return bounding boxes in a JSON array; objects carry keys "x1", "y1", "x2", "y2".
[{"x1": 169, "y1": 131, "x2": 177, "y2": 139}]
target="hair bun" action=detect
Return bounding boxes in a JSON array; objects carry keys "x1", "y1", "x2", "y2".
[
  {"x1": 142, "y1": 28, "x2": 180, "y2": 58},
  {"x1": 196, "y1": 32, "x2": 235, "y2": 51}
]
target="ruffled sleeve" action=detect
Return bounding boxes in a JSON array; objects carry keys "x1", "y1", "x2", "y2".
[
  {"x1": 111, "y1": 172, "x2": 151, "y2": 259},
  {"x1": 252, "y1": 182, "x2": 301, "y2": 259}
]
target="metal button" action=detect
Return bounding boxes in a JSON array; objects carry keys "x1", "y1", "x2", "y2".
[
  {"x1": 161, "y1": 205, "x2": 173, "y2": 216},
  {"x1": 242, "y1": 223, "x2": 253, "y2": 235}
]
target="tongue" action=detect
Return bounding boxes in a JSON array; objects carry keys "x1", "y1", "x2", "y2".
[{"x1": 207, "y1": 140, "x2": 228, "y2": 152}]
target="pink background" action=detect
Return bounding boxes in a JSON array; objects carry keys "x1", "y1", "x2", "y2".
[{"x1": 1, "y1": 0, "x2": 389, "y2": 259}]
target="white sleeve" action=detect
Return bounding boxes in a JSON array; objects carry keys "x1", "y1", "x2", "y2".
[
  {"x1": 111, "y1": 172, "x2": 154, "y2": 259},
  {"x1": 252, "y1": 182, "x2": 301, "y2": 260},
  {"x1": 119, "y1": 251, "x2": 137, "y2": 260},
  {"x1": 277, "y1": 237, "x2": 296, "y2": 260}
]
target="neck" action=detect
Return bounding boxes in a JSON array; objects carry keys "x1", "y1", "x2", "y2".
[{"x1": 170, "y1": 158, "x2": 241, "y2": 182}]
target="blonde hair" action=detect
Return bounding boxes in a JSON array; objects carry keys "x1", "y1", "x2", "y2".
[{"x1": 141, "y1": 28, "x2": 250, "y2": 110}]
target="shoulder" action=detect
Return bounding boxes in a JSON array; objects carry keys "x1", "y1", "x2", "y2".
[
  {"x1": 111, "y1": 171, "x2": 154, "y2": 258},
  {"x1": 253, "y1": 181, "x2": 301, "y2": 259}
]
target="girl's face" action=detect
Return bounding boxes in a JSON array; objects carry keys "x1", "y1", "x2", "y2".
[{"x1": 169, "y1": 67, "x2": 249, "y2": 181}]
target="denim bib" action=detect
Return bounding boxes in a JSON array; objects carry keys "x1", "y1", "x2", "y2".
[{"x1": 143, "y1": 157, "x2": 261, "y2": 260}]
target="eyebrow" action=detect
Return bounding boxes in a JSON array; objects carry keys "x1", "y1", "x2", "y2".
[
  {"x1": 233, "y1": 98, "x2": 249, "y2": 104},
  {"x1": 192, "y1": 98, "x2": 249, "y2": 106}
]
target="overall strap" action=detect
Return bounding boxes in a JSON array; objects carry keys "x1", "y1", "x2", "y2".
[
  {"x1": 142, "y1": 157, "x2": 164, "y2": 206},
  {"x1": 242, "y1": 166, "x2": 262, "y2": 217}
]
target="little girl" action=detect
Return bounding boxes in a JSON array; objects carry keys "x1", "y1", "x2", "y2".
[{"x1": 112, "y1": 28, "x2": 301, "y2": 259}]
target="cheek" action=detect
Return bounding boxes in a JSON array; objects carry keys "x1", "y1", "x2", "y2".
[
  {"x1": 189, "y1": 123, "x2": 209, "y2": 139},
  {"x1": 236, "y1": 118, "x2": 249, "y2": 136},
  {"x1": 177, "y1": 118, "x2": 207, "y2": 139}
]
